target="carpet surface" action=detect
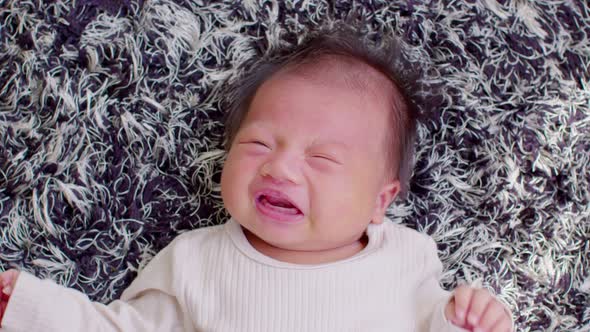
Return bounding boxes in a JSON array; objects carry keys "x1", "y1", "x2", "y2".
[{"x1": 0, "y1": 1, "x2": 589, "y2": 331}]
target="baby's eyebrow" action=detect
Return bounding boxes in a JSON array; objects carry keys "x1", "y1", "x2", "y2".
[
  {"x1": 237, "y1": 124, "x2": 351, "y2": 151},
  {"x1": 236, "y1": 123, "x2": 268, "y2": 134},
  {"x1": 310, "y1": 140, "x2": 350, "y2": 151},
  {"x1": 238, "y1": 123, "x2": 260, "y2": 130}
]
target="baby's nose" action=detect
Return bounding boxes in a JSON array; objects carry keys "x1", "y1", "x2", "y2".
[{"x1": 260, "y1": 153, "x2": 301, "y2": 184}]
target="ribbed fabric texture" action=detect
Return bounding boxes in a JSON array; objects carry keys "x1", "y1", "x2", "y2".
[{"x1": 1, "y1": 219, "x2": 467, "y2": 332}]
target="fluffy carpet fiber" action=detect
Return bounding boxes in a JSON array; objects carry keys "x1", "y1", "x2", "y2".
[{"x1": 0, "y1": 0, "x2": 589, "y2": 331}]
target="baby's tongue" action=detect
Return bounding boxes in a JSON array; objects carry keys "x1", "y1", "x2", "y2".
[{"x1": 265, "y1": 195, "x2": 295, "y2": 208}]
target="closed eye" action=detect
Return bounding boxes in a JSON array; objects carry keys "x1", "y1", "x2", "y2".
[
  {"x1": 239, "y1": 140, "x2": 271, "y2": 149},
  {"x1": 251, "y1": 141, "x2": 270, "y2": 148},
  {"x1": 311, "y1": 155, "x2": 341, "y2": 165}
]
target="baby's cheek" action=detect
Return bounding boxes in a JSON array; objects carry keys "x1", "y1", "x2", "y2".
[
  {"x1": 221, "y1": 162, "x2": 244, "y2": 207},
  {"x1": 228, "y1": 151, "x2": 263, "y2": 174},
  {"x1": 317, "y1": 176, "x2": 369, "y2": 216},
  {"x1": 223, "y1": 158, "x2": 260, "y2": 203}
]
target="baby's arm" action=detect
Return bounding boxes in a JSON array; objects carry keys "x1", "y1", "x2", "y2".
[
  {"x1": 0, "y1": 234, "x2": 193, "y2": 332},
  {"x1": 445, "y1": 285, "x2": 513, "y2": 332},
  {"x1": 414, "y1": 236, "x2": 513, "y2": 332},
  {"x1": 0, "y1": 269, "x2": 19, "y2": 327}
]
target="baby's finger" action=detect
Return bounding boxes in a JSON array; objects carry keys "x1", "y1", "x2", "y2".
[
  {"x1": 491, "y1": 315, "x2": 513, "y2": 332},
  {"x1": 466, "y1": 289, "x2": 492, "y2": 326},
  {"x1": 1, "y1": 270, "x2": 17, "y2": 289},
  {"x1": 477, "y1": 300, "x2": 505, "y2": 331},
  {"x1": 0, "y1": 300, "x2": 6, "y2": 320},
  {"x1": 452, "y1": 285, "x2": 474, "y2": 326},
  {"x1": 0, "y1": 272, "x2": 11, "y2": 287},
  {"x1": 2, "y1": 286, "x2": 12, "y2": 296}
]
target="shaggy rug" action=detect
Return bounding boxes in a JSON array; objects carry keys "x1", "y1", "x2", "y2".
[{"x1": 0, "y1": 0, "x2": 589, "y2": 331}]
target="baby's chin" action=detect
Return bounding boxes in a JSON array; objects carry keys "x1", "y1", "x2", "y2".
[
  {"x1": 251, "y1": 226, "x2": 344, "y2": 252},
  {"x1": 240, "y1": 214, "x2": 317, "y2": 247},
  {"x1": 247, "y1": 226, "x2": 369, "y2": 265}
]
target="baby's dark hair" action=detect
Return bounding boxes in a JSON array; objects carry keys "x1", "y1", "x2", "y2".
[{"x1": 222, "y1": 23, "x2": 420, "y2": 200}]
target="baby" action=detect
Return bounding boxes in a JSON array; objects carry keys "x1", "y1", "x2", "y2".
[{"x1": 0, "y1": 25, "x2": 513, "y2": 332}]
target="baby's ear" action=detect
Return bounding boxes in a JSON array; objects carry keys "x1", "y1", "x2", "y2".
[{"x1": 370, "y1": 180, "x2": 400, "y2": 224}]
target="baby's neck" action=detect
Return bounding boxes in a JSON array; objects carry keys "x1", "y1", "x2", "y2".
[{"x1": 242, "y1": 227, "x2": 369, "y2": 265}]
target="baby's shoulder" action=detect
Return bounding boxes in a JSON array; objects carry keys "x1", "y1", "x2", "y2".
[
  {"x1": 379, "y1": 220, "x2": 437, "y2": 251},
  {"x1": 161, "y1": 222, "x2": 228, "y2": 257}
]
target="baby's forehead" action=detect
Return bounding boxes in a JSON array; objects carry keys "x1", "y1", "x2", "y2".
[
  {"x1": 247, "y1": 58, "x2": 397, "y2": 139},
  {"x1": 279, "y1": 54, "x2": 397, "y2": 101}
]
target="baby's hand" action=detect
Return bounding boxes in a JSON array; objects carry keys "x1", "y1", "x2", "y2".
[
  {"x1": 445, "y1": 285, "x2": 512, "y2": 332},
  {"x1": 0, "y1": 269, "x2": 20, "y2": 327}
]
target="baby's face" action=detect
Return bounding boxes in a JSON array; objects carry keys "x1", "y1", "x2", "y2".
[{"x1": 221, "y1": 70, "x2": 399, "y2": 252}]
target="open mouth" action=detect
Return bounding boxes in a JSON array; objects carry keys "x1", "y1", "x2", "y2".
[
  {"x1": 254, "y1": 190, "x2": 304, "y2": 223},
  {"x1": 257, "y1": 194, "x2": 302, "y2": 215}
]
